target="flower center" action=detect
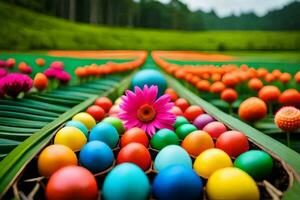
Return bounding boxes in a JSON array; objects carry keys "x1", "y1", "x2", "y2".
[{"x1": 137, "y1": 104, "x2": 156, "y2": 122}]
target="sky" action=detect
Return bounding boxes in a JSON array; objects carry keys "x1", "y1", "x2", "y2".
[{"x1": 157, "y1": 0, "x2": 297, "y2": 17}]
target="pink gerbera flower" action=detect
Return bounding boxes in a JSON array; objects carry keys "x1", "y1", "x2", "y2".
[{"x1": 119, "y1": 85, "x2": 176, "y2": 137}]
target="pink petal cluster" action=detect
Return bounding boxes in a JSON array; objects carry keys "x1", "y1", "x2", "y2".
[
  {"x1": 0, "y1": 60, "x2": 7, "y2": 68},
  {"x1": 44, "y1": 61, "x2": 71, "y2": 84},
  {"x1": 0, "y1": 73, "x2": 33, "y2": 98},
  {"x1": 118, "y1": 85, "x2": 176, "y2": 136},
  {"x1": 0, "y1": 68, "x2": 7, "y2": 78}
]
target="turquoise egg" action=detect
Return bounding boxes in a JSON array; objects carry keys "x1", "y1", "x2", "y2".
[
  {"x1": 89, "y1": 122, "x2": 119, "y2": 148},
  {"x1": 154, "y1": 145, "x2": 192, "y2": 172},
  {"x1": 65, "y1": 120, "x2": 88, "y2": 138},
  {"x1": 234, "y1": 150, "x2": 273, "y2": 180},
  {"x1": 131, "y1": 69, "x2": 167, "y2": 96},
  {"x1": 102, "y1": 163, "x2": 150, "y2": 200}
]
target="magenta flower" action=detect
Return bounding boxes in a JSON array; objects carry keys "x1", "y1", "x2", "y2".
[
  {"x1": 44, "y1": 68, "x2": 59, "y2": 79},
  {"x1": 0, "y1": 60, "x2": 7, "y2": 68},
  {"x1": 2, "y1": 73, "x2": 33, "y2": 98},
  {"x1": 0, "y1": 68, "x2": 7, "y2": 78},
  {"x1": 0, "y1": 78, "x2": 4, "y2": 98},
  {"x1": 118, "y1": 85, "x2": 176, "y2": 136},
  {"x1": 56, "y1": 71, "x2": 71, "y2": 84},
  {"x1": 50, "y1": 61, "x2": 64, "y2": 70}
]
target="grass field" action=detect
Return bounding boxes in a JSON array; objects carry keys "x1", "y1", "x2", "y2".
[{"x1": 1, "y1": 2, "x2": 300, "y2": 51}]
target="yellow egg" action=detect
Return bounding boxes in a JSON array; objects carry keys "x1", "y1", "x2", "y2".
[
  {"x1": 72, "y1": 112, "x2": 96, "y2": 130},
  {"x1": 206, "y1": 167, "x2": 260, "y2": 200},
  {"x1": 54, "y1": 127, "x2": 87, "y2": 151},
  {"x1": 38, "y1": 144, "x2": 78, "y2": 177},
  {"x1": 193, "y1": 148, "x2": 232, "y2": 178}
]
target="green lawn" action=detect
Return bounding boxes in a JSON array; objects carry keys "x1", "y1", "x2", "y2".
[{"x1": 1, "y1": 2, "x2": 300, "y2": 51}]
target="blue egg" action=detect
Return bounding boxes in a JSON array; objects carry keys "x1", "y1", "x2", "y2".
[
  {"x1": 79, "y1": 141, "x2": 114, "y2": 173},
  {"x1": 65, "y1": 120, "x2": 88, "y2": 138},
  {"x1": 89, "y1": 122, "x2": 119, "y2": 148},
  {"x1": 153, "y1": 165, "x2": 203, "y2": 200},
  {"x1": 131, "y1": 69, "x2": 167, "y2": 96},
  {"x1": 154, "y1": 145, "x2": 192, "y2": 172},
  {"x1": 102, "y1": 163, "x2": 150, "y2": 200}
]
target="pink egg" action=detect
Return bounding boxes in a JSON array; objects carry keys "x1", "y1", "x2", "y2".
[
  {"x1": 203, "y1": 121, "x2": 227, "y2": 139},
  {"x1": 193, "y1": 114, "x2": 215, "y2": 130},
  {"x1": 109, "y1": 105, "x2": 121, "y2": 117}
]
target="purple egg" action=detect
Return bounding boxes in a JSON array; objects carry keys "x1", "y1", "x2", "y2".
[{"x1": 193, "y1": 114, "x2": 215, "y2": 130}]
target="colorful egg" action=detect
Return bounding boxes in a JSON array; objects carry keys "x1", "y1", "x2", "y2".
[
  {"x1": 109, "y1": 105, "x2": 121, "y2": 117},
  {"x1": 102, "y1": 163, "x2": 150, "y2": 200},
  {"x1": 193, "y1": 148, "x2": 232, "y2": 178},
  {"x1": 152, "y1": 165, "x2": 203, "y2": 200},
  {"x1": 65, "y1": 120, "x2": 88, "y2": 138},
  {"x1": 234, "y1": 150, "x2": 273, "y2": 180},
  {"x1": 94, "y1": 97, "x2": 113, "y2": 112},
  {"x1": 131, "y1": 69, "x2": 167, "y2": 96},
  {"x1": 117, "y1": 143, "x2": 151, "y2": 171},
  {"x1": 54, "y1": 127, "x2": 87, "y2": 151},
  {"x1": 46, "y1": 166, "x2": 98, "y2": 200},
  {"x1": 175, "y1": 98, "x2": 190, "y2": 112},
  {"x1": 79, "y1": 141, "x2": 114, "y2": 173},
  {"x1": 38, "y1": 144, "x2": 77, "y2": 177},
  {"x1": 170, "y1": 106, "x2": 184, "y2": 116},
  {"x1": 216, "y1": 131, "x2": 249, "y2": 157},
  {"x1": 181, "y1": 130, "x2": 214, "y2": 157},
  {"x1": 120, "y1": 127, "x2": 149, "y2": 148},
  {"x1": 86, "y1": 105, "x2": 105, "y2": 122},
  {"x1": 89, "y1": 122, "x2": 119, "y2": 148},
  {"x1": 174, "y1": 116, "x2": 189, "y2": 129},
  {"x1": 203, "y1": 121, "x2": 227, "y2": 138},
  {"x1": 206, "y1": 168, "x2": 260, "y2": 200},
  {"x1": 183, "y1": 105, "x2": 204, "y2": 122},
  {"x1": 154, "y1": 145, "x2": 192, "y2": 172},
  {"x1": 175, "y1": 124, "x2": 197, "y2": 139},
  {"x1": 150, "y1": 129, "x2": 179, "y2": 150},
  {"x1": 72, "y1": 112, "x2": 96, "y2": 130},
  {"x1": 102, "y1": 116, "x2": 125, "y2": 134},
  {"x1": 193, "y1": 114, "x2": 215, "y2": 130}
]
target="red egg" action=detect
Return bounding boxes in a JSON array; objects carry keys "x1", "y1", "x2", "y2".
[
  {"x1": 184, "y1": 105, "x2": 204, "y2": 122},
  {"x1": 216, "y1": 131, "x2": 249, "y2": 157},
  {"x1": 120, "y1": 127, "x2": 149, "y2": 148},
  {"x1": 175, "y1": 98, "x2": 190, "y2": 112},
  {"x1": 46, "y1": 166, "x2": 98, "y2": 200},
  {"x1": 203, "y1": 121, "x2": 227, "y2": 138},
  {"x1": 170, "y1": 106, "x2": 184, "y2": 116},
  {"x1": 94, "y1": 97, "x2": 113, "y2": 112},
  {"x1": 86, "y1": 105, "x2": 105, "y2": 122},
  {"x1": 117, "y1": 143, "x2": 151, "y2": 171}
]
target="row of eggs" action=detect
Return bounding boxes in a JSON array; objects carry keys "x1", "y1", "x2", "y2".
[{"x1": 39, "y1": 103, "x2": 273, "y2": 200}]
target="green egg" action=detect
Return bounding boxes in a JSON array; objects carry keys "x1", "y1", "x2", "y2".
[
  {"x1": 174, "y1": 116, "x2": 189, "y2": 129},
  {"x1": 102, "y1": 117, "x2": 125, "y2": 134},
  {"x1": 175, "y1": 124, "x2": 197, "y2": 140},
  {"x1": 234, "y1": 150, "x2": 273, "y2": 180},
  {"x1": 150, "y1": 129, "x2": 179, "y2": 150}
]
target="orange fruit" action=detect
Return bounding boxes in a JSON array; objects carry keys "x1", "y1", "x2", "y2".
[
  {"x1": 34, "y1": 73, "x2": 48, "y2": 91},
  {"x1": 221, "y1": 88, "x2": 238, "y2": 104},
  {"x1": 196, "y1": 80, "x2": 210, "y2": 91},
  {"x1": 275, "y1": 106, "x2": 300, "y2": 132},
  {"x1": 265, "y1": 74, "x2": 275, "y2": 83},
  {"x1": 238, "y1": 97, "x2": 267, "y2": 122},
  {"x1": 258, "y1": 86, "x2": 281, "y2": 103},
  {"x1": 272, "y1": 69, "x2": 282, "y2": 78},
  {"x1": 248, "y1": 78, "x2": 263, "y2": 91},
  {"x1": 279, "y1": 73, "x2": 291, "y2": 84},
  {"x1": 279, "y1": 89, "x2": 300, "y2": 107},
  {"x1": 222, "y1": 74, "x2": 239, "y2": 88},
  {"x1": 210, "y1": 81, "x2": 226, "y2": 94}
]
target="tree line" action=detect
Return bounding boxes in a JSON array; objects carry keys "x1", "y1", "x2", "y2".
[{"x1": 3, "y1": 0, "x2": 300, "y2": 30}]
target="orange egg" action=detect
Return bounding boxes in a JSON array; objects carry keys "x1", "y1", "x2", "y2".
[
  {"x1": 38, "y1": 144, "x2": 78, "y2": 177},
  {"x1": 181, "y1": 131, "x2": 214, "y2": 157}
]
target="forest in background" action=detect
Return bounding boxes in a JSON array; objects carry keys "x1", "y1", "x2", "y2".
[{"x1": 3, "y1": 0, "x2": 300, "y2": 31}]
